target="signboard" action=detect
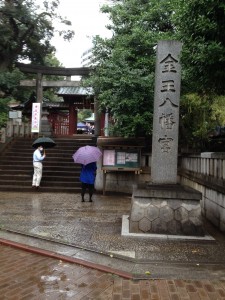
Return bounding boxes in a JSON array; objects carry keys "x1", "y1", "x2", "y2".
[
  {"x1": 9, "y1": 111, "x2": 22, "y2": 119},
  {"x1": 102, "y1": 149, "x2": 141, "y2": 169},
  {"x1": 31, "y1": 103, "x2": 41, "y2": 133}
]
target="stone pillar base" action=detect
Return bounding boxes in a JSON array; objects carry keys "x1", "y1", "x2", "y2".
[
  {"x1": 41, "y1": 111, "x2": 52, "y2": 137},
  {"x1": 129, "y1": 184, "x2": 204, "y2": 236}
]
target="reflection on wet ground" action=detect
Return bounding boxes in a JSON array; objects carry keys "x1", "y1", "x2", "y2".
[
  {"x1": 0, "y1": 243, "x2": 114, "y2": 299},
  {"x1": 0, "y1": 191, "x2": 225, "y2": 266},
  {"x1": 1, "y1": 191, "x2": 225, "y2": 297}
]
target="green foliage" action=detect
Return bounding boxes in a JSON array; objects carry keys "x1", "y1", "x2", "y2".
[
  {"x1": 0, "y1": 0, "x2": 74, "y2": 117},
  {"x1": 211, "y1": 95, "x2": 225, "y2": 125},
  {"x1": 78, "y1": 109, "x2": 92, "y2": 122},
  {"x1": 0, "y1": 0, "x2": 74, "y2": 70},
  {"x1": 42, "y1": 53, "x2": 64, "y2": 102},
  {"x1": 179, "y1": 93, "x2": 225, "y2": 150},
  {"x1": 0, "y1": 67, "x2": 35, "y2": 127},
  {"x1": 0, "y1": 0, "x2": 224, "y2": 149},
  {"x1": 88, "y1": 0, "x2": 176, "y2": 137},
  {"x1": 0, "y1": 98, "x2": 10, "y2": 127},
  {"x1": 87, "y1": 0, "x2": 225, "y2": 145},
  {"x1": 0, "y1": 67, "x2": 31, "y2": 101},
  {"x1": 173, "y1": 0, "x2": 225, "y2": 94}
]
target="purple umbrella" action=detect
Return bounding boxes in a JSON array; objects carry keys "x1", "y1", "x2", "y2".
[{"x1": 72, "y1": 145, "x2": 102, "y2": 165}]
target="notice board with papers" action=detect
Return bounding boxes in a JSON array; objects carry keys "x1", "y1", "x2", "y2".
[
  {"x1": 102, "y1": 148, "x2": 141, "y2": 170},
  {"x1": 101, "y1": 147, "x2": 142, "y2": 195}
]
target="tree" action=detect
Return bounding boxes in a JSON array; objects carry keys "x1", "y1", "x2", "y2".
[
  {"x1": 0, "y1": 52, "x2": 63, "y2": 127},
  {"x1": 172, "y1": 0, "x2": 225, "y2": 150},
  {"x1": 88, "y1": 0, "x2": 176, "y2": 137},
  {"x1": 179, "y1": 93, "x2": 213, "y2": 150},
  {"x1": 88, "y1": 0, "x2": 225, "y2": 145},
  {"x1": 0, "y1": 98, "x2": 10, "y2": 127},
  {"x1": 42, "y1": 53, "x2": 64, "y2": 102},
  {"x1": 78, "y1": 109, "x2": 92, "y2": 122},
  {"x1": 0, "y1": 0, "x2": 74, "y2": 71},
  {"x1": 173, "y1": 0, "x2": 225, "y2": 95},
  {"x1": 0, "y1": 0, "x2": 73, "y2": 126}
]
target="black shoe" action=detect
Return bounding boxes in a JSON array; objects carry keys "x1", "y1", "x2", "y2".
[
  {"x1": 89, "y1": 199, "x2": 93, "y2": 202},
  {"x1": 81, "y1": 199, "x2": 85, "y2": 202}
]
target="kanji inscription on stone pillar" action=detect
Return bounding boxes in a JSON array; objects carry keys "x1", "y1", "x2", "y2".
[{"x1": 151, "y1": 40, "x2": 182, "y2": 184}]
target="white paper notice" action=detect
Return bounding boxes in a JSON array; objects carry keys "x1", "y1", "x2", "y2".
[
  {"x1": 125, "y1": 153, "x2": 138, "y2": 162},
  {"x1": 116, "y1": 152, "x2": 126, "y2": 164},
  {"x1": 103, "y1": 150, "x2": 115, "y2": 166}
]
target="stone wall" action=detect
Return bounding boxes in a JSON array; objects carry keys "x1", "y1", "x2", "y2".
[
  {"x1": 179, "y1": 152, "x2": 225, "y2": 232},
  {"x1": 0, "y1": 120, "x2": 32, "y2": 141}
]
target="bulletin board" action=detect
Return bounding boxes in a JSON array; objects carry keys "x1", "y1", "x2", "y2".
[
  {"x1": 102, "y1": 148, "x2": 141, "y2": 170},
  {"x1": 101, "y1": 147, "x2": 142, "y2": 195}
]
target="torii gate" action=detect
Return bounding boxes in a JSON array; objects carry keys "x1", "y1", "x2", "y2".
[{"x1": 16, "y1": 63, "x2": 101, "y2": 136}]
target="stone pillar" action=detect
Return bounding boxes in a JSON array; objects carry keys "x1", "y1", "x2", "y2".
[
  {"x1": 41, "y1": 110, "x2": 52, "y2": 137},
  {"x1": 104, "y1": 108, "x2": 109, "y2": 137},
  {"x1": 7, "y1": 120, "x2": 13, "y2": 137},
  {"x1": 1, "y1": 128, "x2": 6, "y2": 143},
  {"x1": 129, "y1": 41, "x2": 205, "y2": 236},
  {"x1": 36, "y1": 72, "x2": 43, "y2": 104},
  {"x1": 151, "y1": 41, "x2": 182, "y2": 184},
  {"x1": 19, "y1": 123, "x2": 25, "y2": 137}
]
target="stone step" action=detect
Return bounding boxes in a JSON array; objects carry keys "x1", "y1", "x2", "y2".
[
  {"x1": 0, "y1": 174, "x2": 80, "y2": 182},
  {"x1": 7, "y1": 147, "x2": 92, "y2": 154},
  {"x1": 0, "y1": 137, "x2": 97, "y2": 192},
  {"x1": 0, "y1": 179, "x2": 80, "y2": 188},
  {"x1": 0, "y1": 165, "x2": 80, "y2": 172},
  {"x1": 13, "y1": 139, "x2": 95, "y2": 147},
  {"x1": 0, "y1": 156, "x2": 79, "y2": 162},
  {"x1": 0, "y1": 160, "x2": 79, "y2": 166},
  {"x1": 4, "y1": 150, "x2": 80, "y2": 156},
  {"x1": 0, "y1": 185, "x2": 81, "y2": 193}
]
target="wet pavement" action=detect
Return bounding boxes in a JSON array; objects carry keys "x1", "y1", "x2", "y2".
[
  {"x1": 2, "y1": 243, "x2": 225, "y2": 299},
  {"x1": 0, "y1": 191, "x2": 225, "y2": 298}
]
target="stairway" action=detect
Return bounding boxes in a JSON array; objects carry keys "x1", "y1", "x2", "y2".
[{"x1": 0, "y1": 136, "x2": 97, "y2": 193}]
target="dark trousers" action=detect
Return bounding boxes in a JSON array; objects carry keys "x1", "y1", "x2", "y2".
[{"x1": 81, "y1": 182, "x2": 94, "y2": 200}]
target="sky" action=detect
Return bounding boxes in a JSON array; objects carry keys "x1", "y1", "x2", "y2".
[{"x1": 50, "y1": 0, "x2": 112, "y2": 67}]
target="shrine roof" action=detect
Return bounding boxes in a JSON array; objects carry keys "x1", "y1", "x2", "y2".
[{"x1": 57, "y1": 87, "x2": 94, "y2": 96}]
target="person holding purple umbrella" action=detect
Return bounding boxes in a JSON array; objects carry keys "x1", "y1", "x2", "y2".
[{"x1": 80, "y1": 162, "x2": 97, "y2": 202}]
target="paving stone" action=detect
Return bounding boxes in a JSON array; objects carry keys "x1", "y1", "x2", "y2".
[{"x1": 0, "y1": 191, "x2": 225, "y2": 298}]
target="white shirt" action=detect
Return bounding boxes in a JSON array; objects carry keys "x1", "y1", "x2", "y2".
[{"x1": 33, "y1": 149, "x2": 45, "y2": 162}]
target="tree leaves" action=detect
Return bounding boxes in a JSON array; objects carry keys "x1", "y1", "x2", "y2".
[
  {"x1": 0, "y1": 0, "x2": 74, "y2": 70},
  {"x1": 88, "y1": 0, "x2": 175, "y2": 137}
]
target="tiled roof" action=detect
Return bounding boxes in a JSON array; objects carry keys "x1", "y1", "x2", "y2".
[{"x1": 57, "y1": 87, "x2": 94, "y2": 96}]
